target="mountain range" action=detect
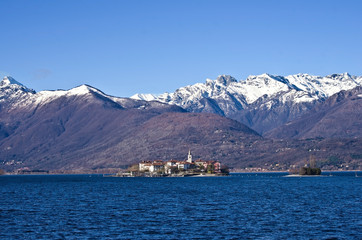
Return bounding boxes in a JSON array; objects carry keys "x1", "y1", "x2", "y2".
[
  {"x1": 266, "y1": 86, "x2": 362, "y2": 139},
  {"x1": 132, "y1": 73, "x2": 362, "y2": 135},
  {"x1": 0, "y1": 74, "x2": 361, "y2": 172},
  {"x1": 0, "y1": 76, "x2": 261, "y2": 172}
]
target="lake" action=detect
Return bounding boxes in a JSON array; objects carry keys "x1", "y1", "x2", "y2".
[{"x1": 0, "y1": 172, "x2": 361, "y2": 239}]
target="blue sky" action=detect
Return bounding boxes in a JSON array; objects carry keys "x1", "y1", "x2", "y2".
[{"x1": 1, "y1": 0, "x2": 362, "y2": 97}]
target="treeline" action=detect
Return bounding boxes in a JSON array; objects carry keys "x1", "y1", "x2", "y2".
[{"x1": 298, "y1": 167, "x2": 321, "y2": 175}]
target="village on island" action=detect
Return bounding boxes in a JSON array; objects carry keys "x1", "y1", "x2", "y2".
[{"x1": 115, "y1": 151, "x2": 229, "y2": 177}]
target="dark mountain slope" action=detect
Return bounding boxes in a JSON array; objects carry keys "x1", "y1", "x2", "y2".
[
  {"x1": 0, "y1": 88, "x2": 187, "y2": 170},
  {"x1": 105, "y1": 112, "x2": 261, "y2": 166},
  {"x1": 135, "y1": 73, "x2": 362, "y2": 134},
  {"x1": 265, "y1": 87, "x2": 362, "y2": 139},
  {"x1": 0, "y1": 86, "x2": 263, "y2": 171}
]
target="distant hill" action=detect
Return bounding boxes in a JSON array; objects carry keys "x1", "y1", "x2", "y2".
[{"x1": 265, "y1": 86, "x2": 362, "y2": 139}]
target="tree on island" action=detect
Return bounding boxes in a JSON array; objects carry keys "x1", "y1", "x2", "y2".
[
  {"x1": 299, "y1": 167, "x2": 321, "y2": 175},
  {"x1": 220, "y1": 165, "x2": 230, "y2": 175},
  {"x1": 169, "y1": 166, "x2": 180, "y2": 174},
  {"x1": 127, "y1": 164, "x2": 139, "y2": 172},
  {"x1": 289, "y1": 155, "x2": 321, "y2": 175},
  {"x1": 207, "y1": 164, "x2": 215, "y2": 174}
]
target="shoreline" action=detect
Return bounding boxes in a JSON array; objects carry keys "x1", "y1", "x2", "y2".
[
  {"x1": 230, "y1": 169, "x2": 362, "y2": 174},
  {"x1": 1, "y1": 169, "x2": 361, "y2": 176}
]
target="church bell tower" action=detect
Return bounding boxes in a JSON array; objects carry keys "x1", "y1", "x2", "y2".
[{"x1": 187, "y1": 150, "x2": 193, "y2": 163}]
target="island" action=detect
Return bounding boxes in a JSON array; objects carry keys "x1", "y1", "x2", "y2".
[
  {"x1": 114, "y1": 151, "x2": 229, "y2": 177},
  {"x1": 288, "y1": 157, "x2": 321, "y2": 176}
]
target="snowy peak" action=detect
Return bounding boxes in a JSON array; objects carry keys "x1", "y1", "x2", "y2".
[
  {"x1": 0, "y1": 76, "x2": 35, "y2": 95},
  {"x1": 327, "y1": 72, "x2": 352, "y2": 80},
  {"x1": 68, "y1": 84, "x2": 100, "y2": 95},
  {"x1": 0, "y1": 77, "x2": 115, "y2": 110},
  {"x1": 285, "y1": 72, "x2": 361, "y2": 98},
  {"x1": 216, "y1": 75, "x2": 237, "y2": 86},
  {"x1": 0, "y1": 76, "x2": 36, "y2": 110},
  {"x1": 0, "y1": 76, "x2": 105, "y2": 98},
  {"x1": 133, "y1": 72, "x2": 362, "y2": 133},
  {"x1": 34, "y1": 84, "x2": 112, "y2": 106},
  {"x1": 43, "y1": 84, "x2": 107, "y2": 97},
  {"x1": 0, "y1": 76, "x2": 25, "y2": 87},
  {"x1": 130, "y1": 93, "x2": 158, "y2": 101},
  {"x1": 245, "y1": 73, "x2": 291, "y2": 88},
  {"x1": 150, "y1": 73, "x2": 361, "y2": 106}
]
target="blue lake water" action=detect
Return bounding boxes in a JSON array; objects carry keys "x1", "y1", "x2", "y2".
[{"x1": 0, "y1": 172, "x2": 361, "y2": 239}]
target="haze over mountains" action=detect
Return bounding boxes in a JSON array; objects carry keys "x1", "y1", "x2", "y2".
[{"x1": 0, "y1": 74, "x2": 361, "y2": 172}]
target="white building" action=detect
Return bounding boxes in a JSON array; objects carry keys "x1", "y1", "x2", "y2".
[
  {"x1": 149, "y1": 163, "x2": 164, "y2": 173},
  {"x1": 139, "y1": 161, "x2": 152, "y2": 171}
]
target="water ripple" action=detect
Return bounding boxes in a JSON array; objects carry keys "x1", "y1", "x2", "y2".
[{"x1": 0, "y1": 173, "x2": 361, "y2": 239}]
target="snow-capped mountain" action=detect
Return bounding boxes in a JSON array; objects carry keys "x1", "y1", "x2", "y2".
[
  {"x1": 131, "y1": 93, "x2": 159, "y2": 102},
  {"x1": 265, "y1": 86, "x2": 362, "y2": 139},
  {"x1": 131, "y1": 73, "x2": 362, "y2": 134},
  {"x1": 0, "y1": 76, "x2": 173, "y2": 112},
  {"x1": 0, "y1": 76, "x2": 36, "y2": 107},
  {"x1": 0, "y1": 76, "x2": 263, "y2": 172},
  {"x1": 1, "y1": 75, "x2": 361, "y2": 172},
  {"x1": 0, "y1": 76, "x2": 99, "y2": 110}
]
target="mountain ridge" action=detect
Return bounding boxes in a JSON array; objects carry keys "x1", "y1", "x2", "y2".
[
  {"x1": 1, "y1": 75, "x2": 361, "y2": 172},
  {"x1": 265, "y1": 86, "x2": 362, "y2": 139},
  {"x1": 0, "y1": 76, "x2": 263, "y2": 171},
  {"x1": 131, "y1": 73, "x2": 361, "y2": 134}
]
